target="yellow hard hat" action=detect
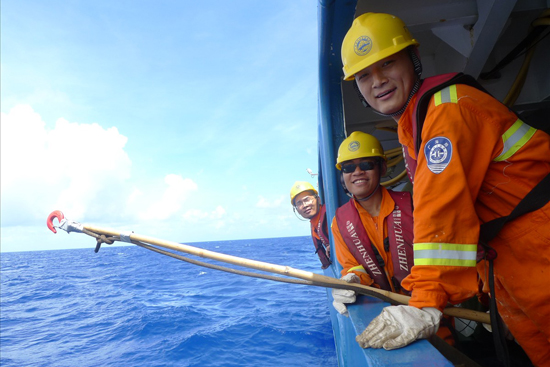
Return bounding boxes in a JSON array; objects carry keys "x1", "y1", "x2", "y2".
[
  {"x1": 290, "y1": 181, "x2": 318, "y2": 205},
  {"x1": 341, "y1": 13, "x2": 419, "y2": 81},
  {"x1": 336, "y1": 131, "x2": 386, "y2": 170}
]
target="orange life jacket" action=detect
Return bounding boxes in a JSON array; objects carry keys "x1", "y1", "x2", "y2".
[
  {"x1": 335, "y1": 190, "x2": 414, "y2": 293},
  {"x1": 311, "y1": 204, "x2": 331, "y2": 269}
]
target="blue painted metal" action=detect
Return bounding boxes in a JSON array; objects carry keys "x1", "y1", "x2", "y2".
[
  {"x1": 323, "y1": 264, "x2": 453, "y2": 366},
  {"x1": 318, "y1": 2, "x2": 363, "y2": 365},
  {"x1": 317, "y1": 0, "x2": 356, "y2": 221},
  {"x1": 317, "y1": 1, "x2": 453, "y2": 365},
  {"x1": 347, "y1": 297, "x2": 453, "y2": 366}
]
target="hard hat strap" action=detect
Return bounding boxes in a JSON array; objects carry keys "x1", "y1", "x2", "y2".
[{"x1": 354, "y1": 184, "x2": 380, "y2": 202}]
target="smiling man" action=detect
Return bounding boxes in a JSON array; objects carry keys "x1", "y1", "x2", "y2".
[
  {"x1": 340, "y1": 13, "x2": 550, "y2": 365},
  {"x1": 290, "y1": 181, "x2": 331, "y2": 269},
  {"x1": 330, "y1": 132, "x2": 415, "y2": 317}
]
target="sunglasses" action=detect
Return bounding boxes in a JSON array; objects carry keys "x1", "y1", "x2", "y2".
[{"x1": 341, "y1": 161, "x2": 376, "y2": 174}]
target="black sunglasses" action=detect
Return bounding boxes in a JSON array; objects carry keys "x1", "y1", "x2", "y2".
[{"x1": 341, "y1": 161, "x2": 376, "y2": 174}]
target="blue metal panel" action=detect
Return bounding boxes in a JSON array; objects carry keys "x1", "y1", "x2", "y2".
[
  {"x1": 317, "y1": 0, "x2": 356, "y2": 222},
  {"x1": 323, "y1": 267, "x2": 373, "y2": 367},
  {"x1": 318, "y1": 4, "x2": 358, "y2": 363},
  {"x1": 324, "y1": 263, "x2": 453, "y2": 366}
]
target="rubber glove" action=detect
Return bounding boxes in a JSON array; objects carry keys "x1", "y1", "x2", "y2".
[
  {"x1": 356, "y1": 305, "x2": 442, "y2": 350},
  {"x1": 332, "y1": 273, "x2": 361, "y2": 317}
]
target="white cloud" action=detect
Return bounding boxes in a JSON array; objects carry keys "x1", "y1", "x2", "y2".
[
  {"x1": 1, "y1": 105, "x2": 132, "y2": 225},
  {"x1": 211, "y1": 205, "x2": 226, "y2": 219},
  {"x1": 180, "y1": 205, "x2": 227, "y2": 231},
  {"x1": 183, "y1": 209, "x2": 209, "y2": 221},
  {"x1": 0, "y1": 105, "x2": 199, "y2": 228},
  {"x1": 127, "y1": 188, "x2": 143, "y2": 205},
  {"x1": 183, "y1": 205, "x2": 226, "y2": 222},
  {"x1": 255, "y1": 195, "x2": 285, "y2": 208},
  {"x1": 138, "y1": 174, "x2": 198, "y2": 221}
]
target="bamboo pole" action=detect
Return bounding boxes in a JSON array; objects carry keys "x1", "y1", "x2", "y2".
[{"x1": 83, "y1": 224, "x2": 490, "y2": 324}]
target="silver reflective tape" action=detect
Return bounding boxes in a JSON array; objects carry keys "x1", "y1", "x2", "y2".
[
  {"x1": 120, "y1": 231, "x2": 134, "y2": 243},
  {"x1": 414, "y1": 249, "x2": 477, "y2": 261}
]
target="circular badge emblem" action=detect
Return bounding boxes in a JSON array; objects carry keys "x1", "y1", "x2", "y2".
[
  {"x1": 348, "y1": 141, "x2": 360, "y2": 152},
  {"x1": 354, "y1": 36, "x2": 372, "y2": 56},
  {"x1": 424, "y1": 136, "x2": 452, "y2": 174},
  {"x1": 429, "y1": 143, "x2": 448, "y2": 164}
]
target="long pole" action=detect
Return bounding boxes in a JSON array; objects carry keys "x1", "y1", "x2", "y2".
[{"x1": 83, "y1": 224, "x2": 490, "y2": 324}]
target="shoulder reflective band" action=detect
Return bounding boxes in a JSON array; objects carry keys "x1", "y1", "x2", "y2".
[
  {"x1": 348, "y1": 265, "x2": 367, "y2": 274},
  {"x1": 414, "y1": 243, "x2": 477, "y2": 267},
  {"x1": 494, "y1": 119, "x2": 537, "y2": 162},
  {"x1": 433, "y1": 85, "x2": 458, "y2": 107}
]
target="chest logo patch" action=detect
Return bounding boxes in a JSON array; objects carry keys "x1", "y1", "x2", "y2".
[{"x1": 424, "y1": 136, "x2": 452, "y2": 174}]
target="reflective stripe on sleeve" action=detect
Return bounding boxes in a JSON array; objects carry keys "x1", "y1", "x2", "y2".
[
  {"x1": 348, "y1": 265, "x2": 367, "y2": 274},
  {"x1": 434, "y1": 85, "x2": 458, "y2": 107},
  {"x1": 495, "y1": 119, "x2": 537, "y2": 162},
  {"x1": 414, "y1": 243, "x2": 477, "y2": 267}
]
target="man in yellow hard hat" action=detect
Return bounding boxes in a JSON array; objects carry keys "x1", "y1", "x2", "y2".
[
  {"x1": 330, "y1": 131, "x2": 414, "y2": 315},
  {"x1": 290, "y1": 181, "x2": 331, "y2": 269},
  {"x1": 340, "y1": 12, "x2": 550, "y2": 365},
  {"x1": 331, "y1": 133, "x2": 455, "y2": 346}
]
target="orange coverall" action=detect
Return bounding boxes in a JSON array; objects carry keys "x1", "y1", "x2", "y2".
[{"x1": 398, "y1": 84, "x2": 550, "y2": 366}]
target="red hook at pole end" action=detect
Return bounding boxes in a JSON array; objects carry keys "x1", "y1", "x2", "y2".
[{"x1": 47, "y1": 210, "x2": 65, "y2": 234}]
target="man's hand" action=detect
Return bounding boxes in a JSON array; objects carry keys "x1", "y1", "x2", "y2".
[
  {"x1": 356, "y1": 305, "x2": 442, "y2": 350},
  {"x1": 332, "y1": 273, "x2": 361, "y2": 317}
]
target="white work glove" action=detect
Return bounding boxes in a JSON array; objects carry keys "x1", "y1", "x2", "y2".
[
  {"x1": 332, "y1": 273, "x2": 361, "y2": 317},
  {"x1": 356, "y1": 305, "x2": 442, "y2": 350}
]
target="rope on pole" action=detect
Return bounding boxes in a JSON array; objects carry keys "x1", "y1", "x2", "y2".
[{"x1": 73, "y1": 223, "x2": 489, "y2": 324}]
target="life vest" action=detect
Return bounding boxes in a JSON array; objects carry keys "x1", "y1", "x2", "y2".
[
  {"x1": 404, "y1": 73, "x2": 488, "y2": 182},
  {"x1": 311, "y1": 204, "x2": 332, "y2": 269},
  {"x1": 335, "y1": 190, "x2": 414, "y2": 293}
]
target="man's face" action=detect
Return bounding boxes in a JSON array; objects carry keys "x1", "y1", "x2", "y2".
[
  {"x1": 294, "y1": 191, "x2": 319, "y2": 219},
  {"x1": 354, "y1": 50, "x2": 416, "y2": 116},
  {"x1": 342, "y1": 158, "x2": 381, "y2": 200}
]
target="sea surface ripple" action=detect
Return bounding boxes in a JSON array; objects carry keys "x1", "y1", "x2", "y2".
[{"x1": 1, "y1": 236, "x2": 337, "y2": 367}]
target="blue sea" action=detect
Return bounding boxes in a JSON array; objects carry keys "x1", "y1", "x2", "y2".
[{"x1": 1, "y1": 236, "x2": 337, "y2": 367}]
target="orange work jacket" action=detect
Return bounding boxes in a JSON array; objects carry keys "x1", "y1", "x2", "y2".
[{"x1": 398, "y1": 84, "x2": 550, "y2": 310}]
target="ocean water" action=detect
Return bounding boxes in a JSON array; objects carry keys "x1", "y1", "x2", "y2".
[{"x1": 1, "y1": 236, "x2": 337, "y2": 367}]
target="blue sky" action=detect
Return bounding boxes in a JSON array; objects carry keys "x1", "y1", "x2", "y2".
[{"x1": 1, "y1": 1, "x2": 320, "y2": 252}]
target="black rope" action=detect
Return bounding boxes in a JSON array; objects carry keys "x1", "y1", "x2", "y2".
[
  {"x1": 81, "y1": 229, "x2": 116, "y2": 253},
  {"x1": 488, "y1": 257, "x2": 511, "y2": 367}
]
